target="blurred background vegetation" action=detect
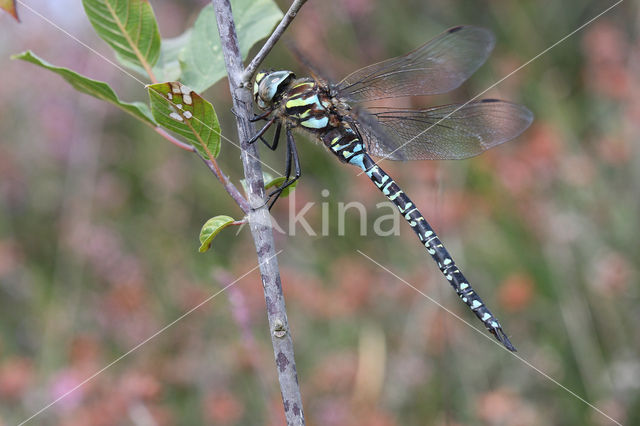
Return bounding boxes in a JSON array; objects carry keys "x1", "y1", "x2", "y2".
[{"x1": 1, "y1": 0, "x2": 638, "y2": 424}]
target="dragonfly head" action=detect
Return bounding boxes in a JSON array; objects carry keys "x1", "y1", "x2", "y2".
[{"x1": 253, "y1": 70, "x2": 295, "y2": 109}]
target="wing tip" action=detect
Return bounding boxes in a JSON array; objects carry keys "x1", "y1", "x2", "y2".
[
  {"x1": 479, "y1": 98, "x2": 535, "y2": 130},
  {"x1": 443, "y1": 25, "x2": 496, "y2": 60},
  {"x1": 523, "y1": 105, "x2": 535, "y2": 125}
]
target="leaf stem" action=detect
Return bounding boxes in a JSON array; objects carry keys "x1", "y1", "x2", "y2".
[
  {"x1": 200, "y1": 156, "x2": 252, "y2": 214},
  {"x1": 153, "y1": 126, "x2": 194, "y2": 151},
  {"x1": 154, "y1": 126, "x2": 250, "y2": 214},
  {"x1": 212, "y1": 0, "x2": 307, "y2": 424},
  {"x1": 241, "y1": 0, "x2": 308, "y2": 84}
]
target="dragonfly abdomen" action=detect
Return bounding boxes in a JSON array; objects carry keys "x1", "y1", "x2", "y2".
[
  {"x1": 320, "y1": 126, "x2": 367, "y2": 168},
  {"x1": 359, "y1": 154, "x2": 516, "y2": 351}
]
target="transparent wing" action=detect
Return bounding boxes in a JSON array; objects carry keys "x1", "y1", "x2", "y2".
[
  {"x1": 336, "y1": 26, "x2": 495, "y2": 102},
  {"x1": 357, "y1": 99, "x2": 534, "y2": 161}
]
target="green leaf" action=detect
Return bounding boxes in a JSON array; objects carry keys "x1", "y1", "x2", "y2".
[
  {"x1": 180, "y1": 0, "x2": 283, "y2": 92},
  {"x1": 1, "y1": 0, "x2": 19, "y2": 22},
  {"x1": 82, "y1": 0, "x2": 161, "y2": 76},
  {"x1": 147, "y1": 82, "x2": 221, "y2": 159},
  {"x1": 240, "y1": 171, "x2": 274, "y2": 195},
  {"x1": 12, "y1": 51, "x2": 155, "y2": 125},
  {"x1": 265, "y1": 176, "x2": 298, "y2": 198},
  {"x1": 117, "y1": 30, "x2": 192, "y2": 82},
  {"x1": 239, "y1": 172, "x2": 297, "y2": 198},
  {"x1": 199, "y1": 215, "x2": 236, "y2": 252}
]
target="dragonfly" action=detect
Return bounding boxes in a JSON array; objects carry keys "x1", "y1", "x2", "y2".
[{"x1": 250, "y1": 26, "x2": 533, "y2": 351}]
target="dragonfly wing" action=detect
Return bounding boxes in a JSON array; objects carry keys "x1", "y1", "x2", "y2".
[
  {"x1": 336, "y1": 26, "x2": 495, "y2": 102},
  {"x1": 358, "y1": 100, "x2": 534, "y2": 161}
]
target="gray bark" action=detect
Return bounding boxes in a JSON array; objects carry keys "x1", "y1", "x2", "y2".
[{"x1": 211, "y1": 1, "x2": 306, "y2": 424}]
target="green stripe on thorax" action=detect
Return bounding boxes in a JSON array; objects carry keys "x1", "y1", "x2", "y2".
[{"x1": 281, "y1": 79, "x2": 335, "y2": 130}]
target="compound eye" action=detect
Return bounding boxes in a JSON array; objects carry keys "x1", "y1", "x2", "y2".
[
  {"x1": 258, "y1": 76, "x2": 280, "y2": 104},
  {"x1": 258, "y1": 82, "x2": 272, "y2": 103}
]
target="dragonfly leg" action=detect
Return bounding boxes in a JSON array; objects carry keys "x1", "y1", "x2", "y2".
[
  {"x1": 248, "y1": 116, "x2": 276, "y2": 144},
  {"x1": 249, "y1": 110, "x2": 273, "y2": 122},
  {"x1": 267, "y1": 127, "x2": 301, "y2": 209},
  {"x1": 231, "y1": 108, "x2": 271, "y2": 122},
  {"x1": 261, "y1": 122, "x2": 282, "y2": 151}
]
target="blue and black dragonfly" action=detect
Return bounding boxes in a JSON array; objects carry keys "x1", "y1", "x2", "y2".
[{"x1": 250, "y1": 26, "x2": 533, "y2": 351}]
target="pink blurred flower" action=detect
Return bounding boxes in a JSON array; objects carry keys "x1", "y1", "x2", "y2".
[
  {"x1": 50, "y1": 370, "x2": 84, "y2": 411},
  {"x1": 203, "y1": 390, "x2": 245, "y2": 425},
  {"x1": 498, "y1": 273, "x2": 536, "y2": 312},
  {"x1": 597, "y1": 136, "x2": 632, "y2": 166},
  {"x1": 0, "y1": 357, "x2": 32, "y2": 401},
  {"x1": 589, "y1": 251, "x2": 633, "y2": 295},
  {"x1": 582, "y1": 21, "x2": 630, "y2": 99},
  {"x1": 343, "y1": 0, "x2": 374, "y2": 17},
  {"x1": 476, "y1": 388, "x2": 541, "y2": 425}
]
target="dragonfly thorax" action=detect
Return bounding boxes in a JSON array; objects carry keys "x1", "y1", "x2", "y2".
[{"x1": 254, "y1": 70, "x2": 296, "y2": 109}]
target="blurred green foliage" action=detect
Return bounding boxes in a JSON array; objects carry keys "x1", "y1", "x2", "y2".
[{"x1": 1, "y1": 0, "x2": 638, "y2": 425}]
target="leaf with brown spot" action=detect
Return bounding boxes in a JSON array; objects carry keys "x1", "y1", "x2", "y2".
[{"x1": 147, "y1": 82, "x2": 221, "y2": 160}]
